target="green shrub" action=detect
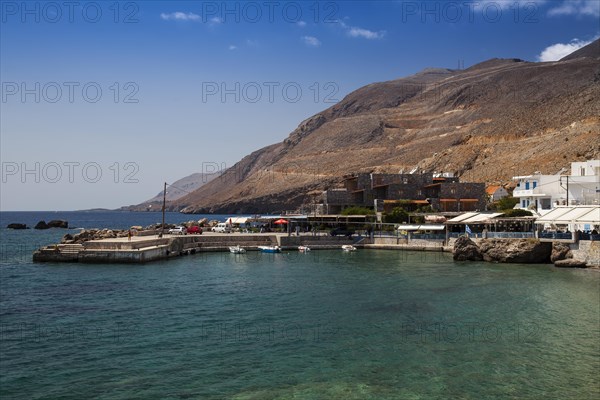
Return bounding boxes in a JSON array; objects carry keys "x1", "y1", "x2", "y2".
[
  {"x1": 502, "y1": 209, "x2": 533, "y2": 217},
  {"x1": 341, "y1": 206, "x2": 375, "y2": 215}
]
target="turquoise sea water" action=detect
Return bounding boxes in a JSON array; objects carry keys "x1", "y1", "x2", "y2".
[{"x1": 1, "y1": 212, "x2": 599, "y2": 399}]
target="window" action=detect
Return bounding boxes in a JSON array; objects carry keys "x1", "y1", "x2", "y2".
[
  {"x1": 525, "y1": 181, "x2": 530, "y2": 190},
  {"x1": 533, "y1": 181, "x2": 537, "y2": 189},
  {"x1": 581, "y1": 167, "x2": 585, "y2": 176}
]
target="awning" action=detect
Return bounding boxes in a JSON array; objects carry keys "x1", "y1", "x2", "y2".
[
  {"x1": 228, "y1": 217, "x2": 249, "y2": 224},
  {"x1": 446, "y1": 212, "x2": 504, "y2": 224},
  {"x1": 398, "y1": 224, "x2": 446, "y2": 231},
  {"x1": 535, "y1": 206, "x2": 600, "y2": 225}
]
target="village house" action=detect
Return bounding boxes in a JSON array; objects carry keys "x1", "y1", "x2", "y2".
[
  {"x1": 512, "y1": 159, "x2": 600, "y2": 216},
  {"x1": 322, "y1": 172, "x2": 486, "y2": 214},
  {"x1": 486, "y1": 185, "x2": 509, "y2": 202}
]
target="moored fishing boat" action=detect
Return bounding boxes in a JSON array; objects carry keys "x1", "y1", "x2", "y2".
[
  {"x1": 298, "y1": 246, "x2": 311, "y2": 252},
  {"x1": 258, "y1": 245, "x2": 281, "y2": 253},
  {"x1": 229, "y1": 245, "x2": 246, "y2": 254},
  {"x1": 342, "y1": 245, "x2": 357, "y2": 252}
]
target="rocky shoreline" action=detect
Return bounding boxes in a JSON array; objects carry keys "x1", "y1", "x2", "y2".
[{"x1": 453, "y1": 236, "x2": 597, "y2": 268}]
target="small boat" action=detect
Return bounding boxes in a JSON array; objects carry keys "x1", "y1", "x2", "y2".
[
  {"x1": 229, "y1": 245, "x2": 246, "y2": 254},
  {"x1": 342, "y1": 245, "x2": 357, "y2": 252},
  {"x1": 298, "y1": 246, "x2": 311, "y2": 252},
  {"x1": 258, "y1": 245, "x2": 281, "y2": 253}
]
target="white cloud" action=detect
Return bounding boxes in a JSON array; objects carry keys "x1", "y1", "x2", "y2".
[
  {"x1": 209, "y1": 16, "x2": 223, "y2": 25},
  {"x1": 296, "y1": 21, "x2": 307, "y2": 27},
  {"x1": 301, "y1": 36, "x2": 321, "y2": 47},
  {"x1": 348, "y1": 27, "x2": 385, "y2": 40},
  {"x1": 160, "y1": 12, "x2": 200, "y2": 21},
  {"x1": 537, "y1": 38, "x2": 594, "y2": 62},
  {"x1": 474, "y1": 0, "x2": 547, "y2": 9},
  {"x1": 548, "y1": 0, "x2": 600, "y2": 17},
  {"x1": 228, "y1": 45, "x2": 237, "y2": 51},
  {"x1": 336, "y1": 19, "x2": 385, "y2": 40}
]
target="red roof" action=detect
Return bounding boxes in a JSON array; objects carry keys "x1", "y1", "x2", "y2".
[{"x1": 486, "y1": 185, "x2": 501, "y2": 195}]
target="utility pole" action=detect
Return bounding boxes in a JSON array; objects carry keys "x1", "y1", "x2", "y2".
[
  {"x1": 160, "y1": 182, "x2": 167, "y2": 238},
  {"x1": 566, "y1": 175, "x2": 569, "y2": 205}
]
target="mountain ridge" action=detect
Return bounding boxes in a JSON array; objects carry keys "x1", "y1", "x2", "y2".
[{"x1": 131, "y1": 41, "x2": 600, "y2": 214}]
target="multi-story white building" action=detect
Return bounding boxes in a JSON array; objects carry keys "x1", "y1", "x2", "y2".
[{"x1": 513, "y1": 160, "x2": 600, "y2": 215}]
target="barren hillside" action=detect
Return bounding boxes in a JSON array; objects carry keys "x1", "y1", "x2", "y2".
[{"x1": 161, "y1": 40, "x2": 600, "y2": 213}]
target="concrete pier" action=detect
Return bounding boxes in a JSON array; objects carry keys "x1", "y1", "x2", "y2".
[{"x1": 33, "y1": 233, "x2": 356, "y2": 263}]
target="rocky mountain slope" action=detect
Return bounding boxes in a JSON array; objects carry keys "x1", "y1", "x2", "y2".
[{"x1": 163, "y1": 40, "x2": 599, "y2": 213}]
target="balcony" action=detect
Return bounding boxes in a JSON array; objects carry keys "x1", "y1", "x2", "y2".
[{"x1": 513, "y1": 189, "x2": 546, "y2": 197}]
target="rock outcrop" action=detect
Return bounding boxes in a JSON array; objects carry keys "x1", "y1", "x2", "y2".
[
  {"x1": 478, "y1": 239, "x2": 551, "y2": 263},
  {"x1": 34, "y1": 221, "x2": 49, "y2": 229},
  {"x1": 453, "y1": 236, "x2": 483, "y2": 261},
  {"x1": 551, "y1": 242, "x2": 572, "y2": 263},
  {"x1": 7, "y1": 223, "x2": 28, "y2": 229},
  {"x1": 34, "y1": 220, "x2": 68, "y2": 229},
  {"x1": 554, "y1": 259, "x2": 587, "y2": 268},
  {"x1": 47, "y1": 220, "x2": 68, "y2": 228},
  {"x1": 453, "y1": 238, "x2": 553, "y2": 264}
]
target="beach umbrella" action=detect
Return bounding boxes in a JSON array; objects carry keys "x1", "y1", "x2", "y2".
[{"x1": 274, "y1": 218, "x2": 288, "y2": 224}]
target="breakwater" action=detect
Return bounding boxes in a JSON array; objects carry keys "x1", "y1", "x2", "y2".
[{"x1": 33, "y1": 233, "x2": 356, "y2": 263}]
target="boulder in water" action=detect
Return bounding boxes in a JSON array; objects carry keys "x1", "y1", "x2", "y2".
[{"x1": 7, "y1": 223, "x2": 28, "y2": 229}]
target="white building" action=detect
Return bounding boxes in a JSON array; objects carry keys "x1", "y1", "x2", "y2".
[
  {"x1": 513, "y1": 160, "x2": 600, "y2": 215},
  {"x1": 486, "y1": 185, "x2": 509, "y2": 202}
]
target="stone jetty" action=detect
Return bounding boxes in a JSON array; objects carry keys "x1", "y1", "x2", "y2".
[{"x1": 33, "y1": 232, "x2": 356, "y2": 263}]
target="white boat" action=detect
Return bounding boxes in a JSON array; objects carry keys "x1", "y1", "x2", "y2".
[
  {"x1": 258, "y1": 245, "x2": 281, "y2": 253},
  {"x1": 298, "y1": 246, "x2": 311, "y2": 252},
  {"x1": 342, "y1": 245, "x2": 357, "y2": 252},
  {"x1": 229, "y1": 245, "x2": 246, "y2": 254}
]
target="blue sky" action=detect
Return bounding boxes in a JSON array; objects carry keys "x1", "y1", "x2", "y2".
[{"x1": 1, "y1": 0, "x2": 599, "y2": 210}]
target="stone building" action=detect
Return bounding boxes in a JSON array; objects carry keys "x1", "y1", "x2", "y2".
[{"x1": 322, "y1": 173, "x2": 486, "y2": 214}]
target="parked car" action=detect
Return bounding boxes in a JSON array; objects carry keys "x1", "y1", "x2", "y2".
[
  {"x1": 211, "y1": 223, "x2": 231, "y2": 233},
  {"x1": 168, "y1": 226, "x2": 186, "y2": 235},
  {"x1": 186, "y1": 226, "x2": 202, "y2": 234},
  {"x1": 330, "y1": 227, "x2": 355, "y2": 237}
]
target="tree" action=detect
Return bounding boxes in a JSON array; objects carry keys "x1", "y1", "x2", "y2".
[
  {"x1": 492, "y1": 196, "x2": 519, "y2": 211},
  {"x1": 384, "y1": 207, "x2": 409, "y2": 223}
]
